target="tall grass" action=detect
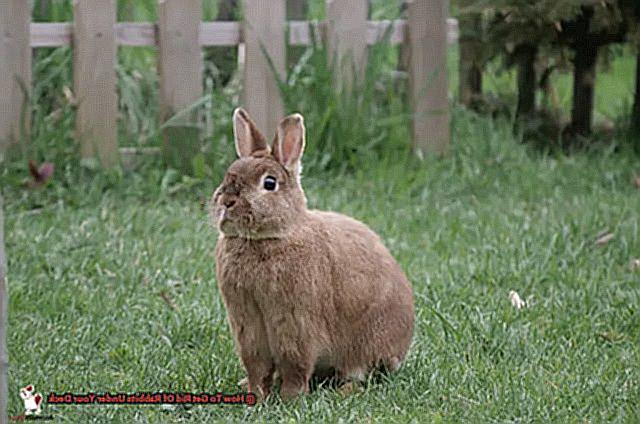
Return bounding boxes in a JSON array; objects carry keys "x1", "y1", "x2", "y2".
[
  {"x1": 277, "y1": 36, "x2": 412, "y2": 173},
  {"x1": 28, "y1": 48, "x2": 75, "y2": 164}
]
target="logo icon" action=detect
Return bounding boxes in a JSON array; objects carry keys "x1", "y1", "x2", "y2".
[{"x1": 19, "y1": 385, "x2": 43, "y2": 415}]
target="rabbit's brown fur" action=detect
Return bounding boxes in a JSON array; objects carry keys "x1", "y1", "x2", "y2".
[{"x1": 211, "y1": 108, "x2": 414, "y2": 399}]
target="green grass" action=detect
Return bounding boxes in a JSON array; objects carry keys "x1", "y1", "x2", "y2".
[{"x1": 4, "y1": 111, "x2": 640, "y2": 422}]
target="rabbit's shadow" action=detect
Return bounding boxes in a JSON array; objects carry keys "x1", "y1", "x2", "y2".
[{"x1": 289, "y1": 365, "x2": 395, "y2": 394}]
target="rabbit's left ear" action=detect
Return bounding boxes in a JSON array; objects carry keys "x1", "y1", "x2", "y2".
[
  {"x1": 273, "y1": 113, "x2": 305, "y2": 172},
  {"x1": 233, "y1": 107, "x2": 269, "y2": 158}
]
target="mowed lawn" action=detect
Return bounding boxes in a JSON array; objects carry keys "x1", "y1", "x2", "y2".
[{"x1": 4, "y1": 116, "x2": 640, "y2": 422}]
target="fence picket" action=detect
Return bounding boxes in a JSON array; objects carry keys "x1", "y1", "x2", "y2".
[
  {"x1": 326, "y1": 0, "x2": 368, "y2": 90},
  {"x1": 73, "y1": 0, "x2": 118, "y2": 166},
  {"x1": 407, "y1": 0, "x2": 450, "y2": 155},
  {"x1": 0, "y1": 1, "x2": 31, "y2": 157},
  {"x1": 243, "y1": 0, "x2": 286, "y2": 138},
  {"x1": 158, "y1": 0, "x2": 203, "y2": 173}
]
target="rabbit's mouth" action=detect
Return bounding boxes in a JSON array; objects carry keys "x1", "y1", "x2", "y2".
[
  {"x1": 217, "y1": 209, "x2": 285, "y2": 239},
  {"x1": 217, "y1": 206, "x2": 229, "y2": 223},
  {"x1": 216, "y1": 206, "x2": 251, "y2": 236},
  {"x1": 217, "y1": 207, "x2": 235, "y2": 230}
]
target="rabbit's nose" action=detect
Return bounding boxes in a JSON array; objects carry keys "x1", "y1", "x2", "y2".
[{"x1": 223, "y1": 197, "x2": 237, "y2": 209}]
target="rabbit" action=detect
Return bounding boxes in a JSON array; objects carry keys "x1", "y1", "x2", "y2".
[{"x1": 210, "y1": 108, "x2": 414, "y2": 400}]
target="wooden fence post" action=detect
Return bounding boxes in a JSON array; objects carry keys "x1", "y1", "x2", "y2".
[
  {"x1": 326, "y1": 0, "x2": 368, "y2": 90},
  {"x1": 243, "y1": 0, "x2": 286, "y2": 138},
  {"x1": 0, "y1": 195, "x2": 7, "y2": 424},
  {"x1": 407, "y1": 0, "x2": 450, "y2": 155},
  {"x1": 73, "y1": 0, "x2": 119, "y2": 167},
  {"x1": 158, "y1": 0, "x2": 203, "y2": 173},
  {"x1": 0, "y1": 1, "x2": 31, "y2": 158}
]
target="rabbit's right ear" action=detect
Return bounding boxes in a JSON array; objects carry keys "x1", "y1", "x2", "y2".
[
  {"x1": 273, "y1": 113, "x2": 305, "y2": 172},
  {"x1": 233, "y1": 108, "x2": 269, "y2": 158}
]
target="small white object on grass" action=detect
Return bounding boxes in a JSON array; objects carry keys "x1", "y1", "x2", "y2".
[
  {"x1": 595, "y1": 232, "x2": 614, "y2": 246},
  {"x1": 508, "y1": 290, "x2": 526, "y2": 309}
]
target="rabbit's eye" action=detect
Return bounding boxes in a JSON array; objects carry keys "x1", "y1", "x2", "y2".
[{"x1": 263, "y1": 176, "x2": 277, "y2": 191}]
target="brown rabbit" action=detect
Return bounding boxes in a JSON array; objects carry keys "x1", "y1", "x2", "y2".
[{"x1": 211, "y1": 108, "x2": 414, "y2": 400}]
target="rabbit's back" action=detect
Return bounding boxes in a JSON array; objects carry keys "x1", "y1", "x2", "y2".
[{"x1": 309, "y1": 211, "x2": 414, "y2": 373}]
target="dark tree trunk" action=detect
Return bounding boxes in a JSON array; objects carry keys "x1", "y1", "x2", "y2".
[
  {"x1": 569, "y1": 42, "x2": 598, "y2": 137},
  {"x1": 218, "y1": 0, "x2": 237, "y2": 20},
  {"x1": 458, "y1": 14, "x2": 483, "y2": 108},
  {"x1": 205, "y1": 0, "x2": 238, "y2": 87},
  {"x1": 287, "y1": 0, "x2": 309, "y2": 68},
  {"x1": 515, "y1": 44, "x2": 537, "y2": 119},
  {"x1": 37, "y1": 0, "x2": 49, "y2": 20},
  {"x1": 286, "y1": 0, "x2": 307, "y2": 20},
  {"x1": 632, "y1": 51, "x2": 640, "y2": 133}
]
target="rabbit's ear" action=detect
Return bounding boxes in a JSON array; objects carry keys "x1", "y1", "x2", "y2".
[
  {"x1": 273, "y1": 113, "x2": 305, "y2": 171},
  {"x1": 233, "y1": 107, "x2": 269, "y2": 158}
]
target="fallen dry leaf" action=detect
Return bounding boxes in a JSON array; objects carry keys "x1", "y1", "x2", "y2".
[
  {"x1": 159, "y1": 290, "x2": 178, "y2": 311},
  {"x1": 508, "y1": 290, "x2": 526, "y2": 309},
  {"x1": 27, "y1": 160, "x2": 54, "y2": 188},
  {"x1": 595, "y1": 232, "x2": 614, "y2": 246},
  {"x1": 630, "y1": 259, "x2": 640, "y2": 271},
  {"x1": 598, "y1": 331, "x2": 625, "y2": 343}
]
